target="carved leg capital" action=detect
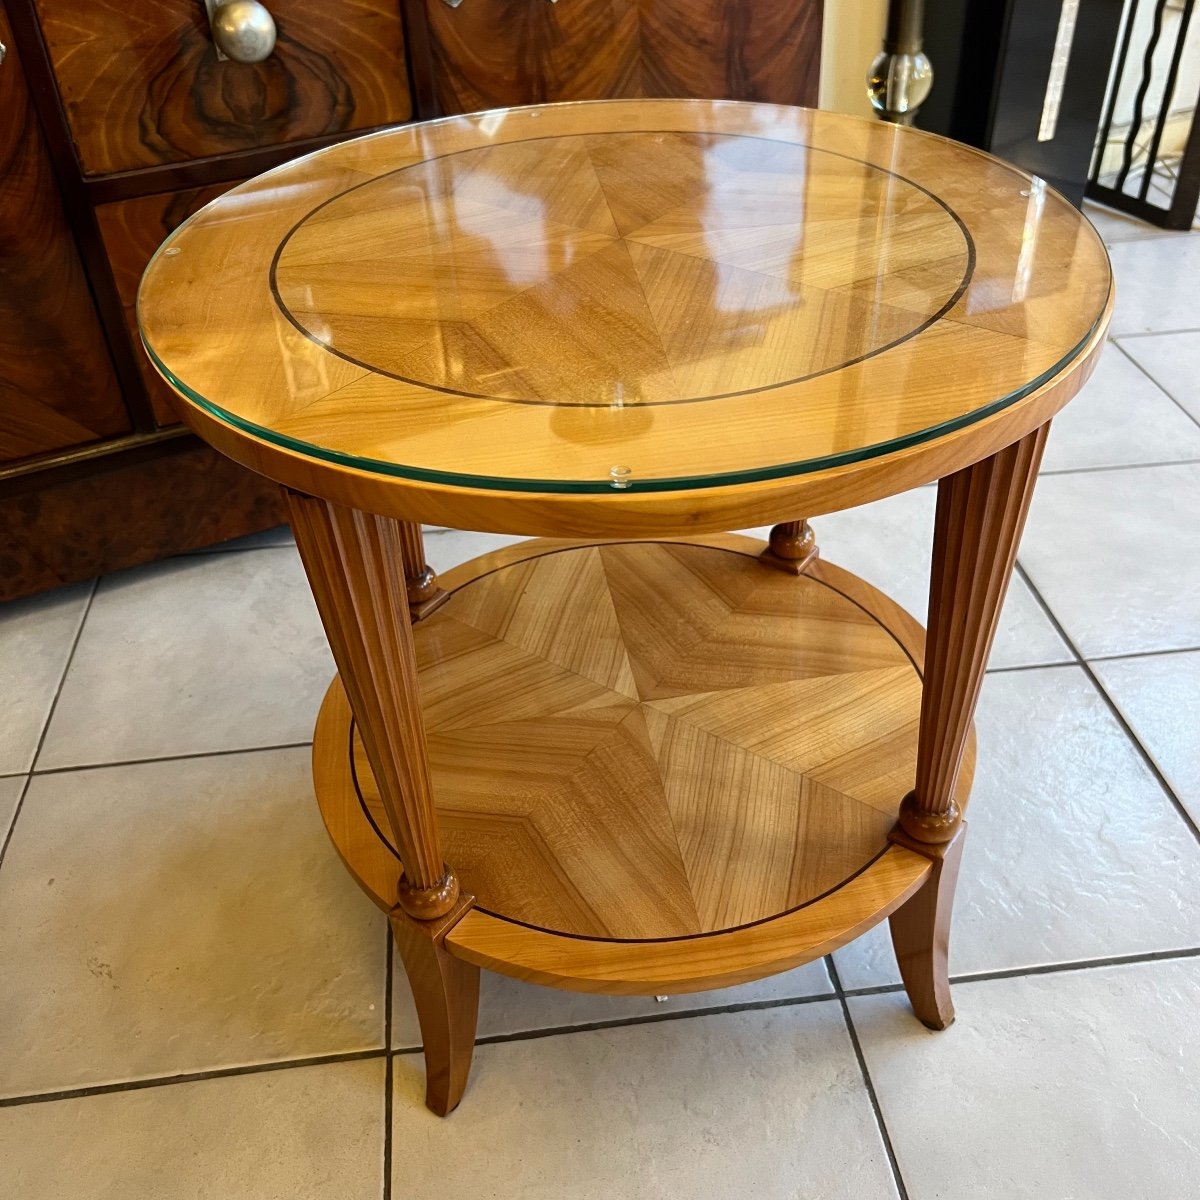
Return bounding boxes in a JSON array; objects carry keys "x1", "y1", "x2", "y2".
[
  {"x1": 398, "y1": 523, "x2": 449, "y2": 620},
  {"x1": 761, "y1": 520, "x2": 819, "y2": 575}
]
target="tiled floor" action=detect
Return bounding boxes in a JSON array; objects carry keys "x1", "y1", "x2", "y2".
[{"x1": 3, "y1": 202, "x2": 1200, "y2": 1198}]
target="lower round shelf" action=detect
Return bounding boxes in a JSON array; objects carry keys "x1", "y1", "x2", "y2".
[{"x1": 314, "y1": 534, "x2": 974, "y2": 993}]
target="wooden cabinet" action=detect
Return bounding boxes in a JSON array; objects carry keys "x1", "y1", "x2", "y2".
[
  {"x1": 427, "y1": 0, "x2": 822, "y2": 114},
  {"x1": 1, "y1": 0, "x2": 822, "y2": 599},
  {"x1": 33, "y1": 0, "x2": 412, "y2": 174},
  {"x1": 96, "y1": 184, "x2": 244, "y2": 426},
  {"x1": 0, "y1": 2, "x2": 128, "y2": 464}
]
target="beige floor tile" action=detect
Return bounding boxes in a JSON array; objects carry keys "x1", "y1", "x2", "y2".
[
  {"x1": 423, "y1": 528, "x2": 529, "y2": 575},
  {"x1": 833, "y1": 667, "x2": 1200, "y2": 989},
  {"x1": 1020, "y1": 463, "x2": 1200, "y2": 657},
  {"x1": 748, "y1": 488, "x2": 1071, "y2": 670},
  {"x1": 1093, "y1": 650, "x2": 1200, "y2": 826},
  {"x1": 39, "y1": 550, "x2": 333, "y2": 769},
  {"x1": 1042, "y1": 343, "x2": 1200, "y2": 470},
  {"x1": 0, "y1": 582, "x2": 91, "y2": 775},
  {"x1": 0, "y1": 1059, "x2": 384, "y2": 1200},
  {"x1": 1106, "y1": 234, "x2": 1200, "y2": 335},
  {"x1": 1120, "y1": 329, "x2": 1200, "y2": 423},
  {"x1": 850, "y1": 959, "x2": 1200, "y2": 1200},
  {"x1": 1082, "y1": 199, "x2": 1194, "y2": 244},
  {"x1": 392, "y1": 1002, "x2": 899, "y2": 1200},
  {"x1": 0, "y1": 748, "x2": 385, "y2": 1097},
  {"x1": 391, "y1": 958, "x2": 833, "y2": 1047},
  {"x1": 0, "y1": 775, "x2": 25, "y2": 847}
]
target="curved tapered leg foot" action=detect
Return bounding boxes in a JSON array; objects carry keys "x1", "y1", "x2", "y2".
[
  {"x1": 391, "y1": 910, "x2": 480, "y2": 1116},
  {"x1": 888, "y1": 825, "x2": 966, "y2": 1030}
]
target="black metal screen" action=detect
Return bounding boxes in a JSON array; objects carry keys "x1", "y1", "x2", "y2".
[{"x1": 1087, "y1": 0, "x2": 1200, "y2": 228}]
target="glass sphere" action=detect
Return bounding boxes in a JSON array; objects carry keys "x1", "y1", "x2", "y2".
[{"x1": 868, "y1": 51, "x2": 934, "y2": 119}]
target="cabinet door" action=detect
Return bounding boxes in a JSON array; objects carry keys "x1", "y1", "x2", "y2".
[
  {"x1": 97, "y1": 184, "x2": 243, "y2": 427},
  {"x1": 35, "y1": 0, "x2": 413, "y2": 175},
  {"x1": 0, "y1": 1, "x2": 128, "y2": 465},
  {"x1": 428, "y1": 0, "x2": 822, "y2": 115}
]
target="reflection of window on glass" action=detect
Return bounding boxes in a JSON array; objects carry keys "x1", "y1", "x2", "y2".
[{"x1": 1039, "y1": 0, "x2": 1082, "y2": 142}]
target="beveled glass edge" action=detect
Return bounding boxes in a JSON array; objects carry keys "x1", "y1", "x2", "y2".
[
  {"x1": 136, "y1": 100, "x2": 1113, "y2": 496},
  {"x1": 140, "y1": 293, "x2": 1110, "y2": 496}
]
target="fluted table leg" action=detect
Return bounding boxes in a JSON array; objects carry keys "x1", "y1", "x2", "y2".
[
  {"x1": 889, "y1": 423, "x2": 1050, "y2": 1027},
  {"x1": 286, "y1": 491, "x2": 478, "y2": 1114}
]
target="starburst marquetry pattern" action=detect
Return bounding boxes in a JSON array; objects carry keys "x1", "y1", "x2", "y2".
[
  {"x1": 272, "y1": 130, "x2": 971, "y2": 407},
  {"x1": 349, "y1": 542, "x2": 926, "y2": 941}
]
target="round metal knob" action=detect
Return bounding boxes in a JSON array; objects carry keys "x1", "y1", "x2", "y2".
[{"x1": 211, "y1": 0, "x2": 277, "y2": 64}]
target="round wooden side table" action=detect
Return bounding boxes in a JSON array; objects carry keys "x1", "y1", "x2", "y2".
[{"x1": 138, "y1": 99, "x2": 1113, "y2": 1116}]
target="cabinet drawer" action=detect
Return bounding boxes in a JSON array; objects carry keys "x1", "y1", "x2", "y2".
[
  {"x1": 97, "y1": 183, "x2": 242, "y2": 426},
  {"x1": 35, "y1": 0, "x2": 411, "y2": 175}
]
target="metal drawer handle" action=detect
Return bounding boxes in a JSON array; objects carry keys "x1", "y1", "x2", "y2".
[
  {"x1": 204, "y1": 0, "x2": 277, "y2": 63},
  {"x1": 441, "y1": 0, "x2": 558, "y2": 6}
]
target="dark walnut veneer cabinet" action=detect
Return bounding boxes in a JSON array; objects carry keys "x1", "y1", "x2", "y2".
[{"x1": 0, "y1": 0, "x2": 822, "y2": 600}]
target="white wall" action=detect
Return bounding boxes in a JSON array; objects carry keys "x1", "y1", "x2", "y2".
[{"x1": 819, "y1": 0, "x2": 889, "y2": 117}]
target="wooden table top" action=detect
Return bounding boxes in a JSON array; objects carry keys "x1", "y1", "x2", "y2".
[{"x1": 138, "y1": 99, "x2": 1112, "y2": 532}]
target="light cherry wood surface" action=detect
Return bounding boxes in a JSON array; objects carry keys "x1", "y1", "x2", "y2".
[
  {"x1": 137, "y1": 100, "x2": 1113, "y2": 1114},
  {"x1": 313, "y1": 535, "x2": 975, "y2": 981},
  {"x1": 139, "y1": 99, "x2": 1112, "y2": 536}
]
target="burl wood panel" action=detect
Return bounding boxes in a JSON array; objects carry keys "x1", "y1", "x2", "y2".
[
  {"x1": 97, "y1": 184, "x2": 242, "y2": 426},
  {"x1": 0, "y1": 1, "x2": 128, "y2": 465},
  {"x1": 0, "y1": 443, "x2": 286, "y2": 599},
  {"x1": 427, "y1": 0, "x2": 822, "y2": 115},
  {"x1": 34, "y1": 0, "x2": 412, "y2": 175}
]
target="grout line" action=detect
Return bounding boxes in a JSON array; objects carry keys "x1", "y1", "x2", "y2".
[
  {"x1": 826, "y1": 959, "x2": 910, "y2": 1200},
  {"x1": 1111, "y1": 340, "x2": 1200, "y2": 434},
  {"x1": 393, "y1": 991, "x2": 843, "y2": 1055},
  {"x1": 382, "y1": 924, "x2": 394, "y2": 1200},
  {"x1": 1039, "y1": 457, "x2": 1200, "y2": 477},
  {"x1": 1087, "y1": 644, "x2": 1200, "y2": 664},
  {"x1": 1014, "y1": 563, "x2": 1200, "y2": 847},
  {"x1": 1116, "y1": 325, "x2": 1200, "y2": 338},
  {"x1": 177, "y1": 543, "x2": 297, "y2": 558},
  {"x1": 7, "y1": 947, "x2": 1200, "y2": 1111},
  {"x1": 1009, "y1": 563, "x2": 1083, "y2": 666},
  {"x1": 0, "y1": 1048, "x2": 388, "y2": 1109},
  {"x1": 0, "y1": 580, "x2": 98, "y2": 873},
  {"x1": 949, "y1": 945, "x2": 1200, "y2": 986},
  {"x1": 29, "y1": 741, "x2": 315, "y2": 778},
  {"x1": 984, "y1": 660, "x2": 1076, "y2": 676},
  {"x1": 841, "y1": 944, "x2": 1200, "y2": 999}
]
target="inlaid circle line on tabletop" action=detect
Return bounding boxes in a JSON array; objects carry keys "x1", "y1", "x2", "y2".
[
  {"x1": 137, "y1": 98, "x2": 1113, "y2": 513},
  {"x1": 339, "y1": 540, "x2": 932, "y2": 944},
  {"x1": 265, "y1": 129, "x2": 978, "y2": 408}
]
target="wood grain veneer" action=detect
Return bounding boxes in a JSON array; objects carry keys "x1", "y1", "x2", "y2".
[
  {"x1": 312, "y1": 535, "x2": 976, "y2": 986},
  {"x1": 97, "y1": 184, "x2": 242, "y2": 427},
  {"x1": 34, "y1": 0, "x2": 412, "y2": 175},
  {"x1": 0, "y1": 1, "x2": 128, "y2": 464},
  {"x1": 426, "y1": 0, "x2": 822, "y2": 115},
  {"x1": 139, "y1": 100, "x2": 1113, "y2": 535}
]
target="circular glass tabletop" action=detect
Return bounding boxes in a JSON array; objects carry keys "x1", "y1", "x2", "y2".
[{"x1": 137, "y1": 99, "x2": 1111, "y2": 495}]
